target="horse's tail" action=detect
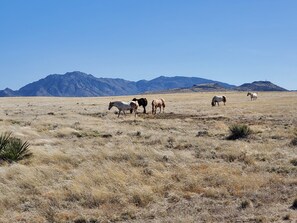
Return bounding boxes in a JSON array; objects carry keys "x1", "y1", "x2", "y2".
[
  {"x1": 222, "y1": 96, "x2": 226, "y2": 103},
  {"x1": 161, "y1": 98, "x2": 165, "y2": 108},
  {"x1": 152, "y1": 100, "x2": 155, "y2": 114}
]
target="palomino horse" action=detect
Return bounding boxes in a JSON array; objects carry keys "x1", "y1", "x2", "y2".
[
  {"x1": 247, "y1": 92, "x2": 257, "y2": 101},
  {"x1": 108, "y1": 101, "x2": 138, "y2": 117},
  {"x1": 131, "y1": 98, "x2": 148, "y2": 113},
  {"x1": 211, "y1": 95, "x2": 226, "y2": 106},
  {"x1": 152, "y1": 98, "x2": 165, "y2": 114}
]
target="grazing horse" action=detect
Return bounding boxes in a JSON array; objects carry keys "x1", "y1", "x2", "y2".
[
  {"x1": 211, "y1": 95, "x2": 226, "y2": 106},
  {"x1": 152, "y1": 98, "x2": 165, "y2": 114},
  {"x1": 130, "y1": 98, "x2": 148, "y2": 114},
  {"x1": 108, "y1": 101, "x2": 138, "y2": 117},
  {"x1": 247, "y1": 92, "x2": 257, "y2": 101}
]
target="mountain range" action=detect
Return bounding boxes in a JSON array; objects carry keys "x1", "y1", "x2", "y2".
[{"x1": 0, "y1": 71, "x2": 288, "y2": 97}]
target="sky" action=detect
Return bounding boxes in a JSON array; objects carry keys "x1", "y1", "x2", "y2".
[{"x1": 0, "y1": 0, "x2": 296, "y2": 90}]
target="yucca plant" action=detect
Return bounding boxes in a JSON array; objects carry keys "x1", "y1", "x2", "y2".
[
  {"x1": 227, "y1": 124, "x2": 252, "y2": 140},
  {"x1": 0, "y1": 132, "x2": 32, "y2": 163},
  {"x1": 0, "y1": 132, "x2": 12, "y2": 150}
]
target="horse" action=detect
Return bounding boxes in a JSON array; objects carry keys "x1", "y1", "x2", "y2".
[
  {"x1": 247, "y1": 92, "x2": 257, "y2": 101},
  {"x1": 108, "y1": 101, "x2": 138, "y2": 117},
  {"x1": 130, "y1": 98, "x2": 148, "y2": 114},
  {"x1": 211, "y1": 95, "x2": 226, "y2": 106},
  {"x1": 152, "y1": 98, "x2": 165, "y2": 114}
]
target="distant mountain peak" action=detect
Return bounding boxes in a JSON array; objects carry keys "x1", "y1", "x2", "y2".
[{"x1": 0, "y1": 72, "x2": 288, "y2": 97}]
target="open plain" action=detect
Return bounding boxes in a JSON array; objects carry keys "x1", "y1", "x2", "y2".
[{"x1": 0, "y1": 92, "x2": 296, "y2": 222}]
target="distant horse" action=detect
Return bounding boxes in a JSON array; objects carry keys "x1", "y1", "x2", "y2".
[
  {"x1": 152, "y1": 98, "x2": 165, "y2": 114},
  {"x1": 247, "y1": 92, "x2": 257, "y2": 101},
  {"x1": 211, "y1": 95, "x2": 226, "y2": 106},
  {"x1": 108, "y1": 101, "x2": 138, "y2": 117},
  {"x1": 130, "y1": 98, "x2": 148, "y2": 114}
]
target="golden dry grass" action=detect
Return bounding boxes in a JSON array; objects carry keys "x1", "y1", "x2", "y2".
[{"x1": 0, "y1": 92, "x2": 296, "y2": 222}]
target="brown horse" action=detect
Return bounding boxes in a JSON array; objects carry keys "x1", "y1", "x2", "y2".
[{"x1": 152, "y1": 98, "x2": 165, "y2": 114}]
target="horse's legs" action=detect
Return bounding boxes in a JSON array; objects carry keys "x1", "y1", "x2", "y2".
[
  {"x1": 143, "y1": 106, "x2": 146, "y2": 114},
  {"x1": 118, "y1": 109, "x2": 121, "y2": 117}
]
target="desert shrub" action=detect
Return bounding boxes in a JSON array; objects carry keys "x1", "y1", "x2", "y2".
[
  {"x1": 283, "y1": 214, "x2": 291, "y2": 220},
  {"x1": 240, "y1": 200, "x2": 253, "y2": 209},
  {"x1": 227, "y1": 124, "x2": 252, "y2": 140},
  {"x1": 290, "y1": 137, "x2": 297, "y2": 146},
  {"x1": 290, "y1": 159, "x2": 297, "y2": 166},
  {"x1": 291, "y1": 198, "x2": 297, "y2": 210},
  {"x1": 0, "y1": 132, "x2": 32, "y2": 163}
]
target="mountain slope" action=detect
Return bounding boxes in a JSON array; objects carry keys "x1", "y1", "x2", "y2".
[
  {"x1": 136, "y1": 76, "x2": 234, "y2": 92},
  {"x1": 14, "y1": 72, "x2": 138, "y2": 97},
  {"x1": 0, "y1": 88, "x2": 18, "y2": 97}
]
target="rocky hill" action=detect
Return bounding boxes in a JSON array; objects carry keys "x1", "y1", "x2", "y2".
[
  {"x1": 235, "y1": 81, "x2": 288, "y2": 91},
  {"x1": 157, "y1": 83, "x2": 230, "y2": 93}
]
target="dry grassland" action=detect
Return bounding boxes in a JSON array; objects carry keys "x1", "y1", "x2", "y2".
[{"x1": 0, "y1": 92, "x2": 296, "y2": 223}]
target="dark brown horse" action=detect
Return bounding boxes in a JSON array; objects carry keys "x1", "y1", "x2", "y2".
[{"x1": 130, "y1": 98, "x2": 148, "y2": 113}]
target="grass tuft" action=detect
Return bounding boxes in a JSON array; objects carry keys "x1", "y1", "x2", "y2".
[{"x1": 227, "y1": 124, "x2": 252, "y2": 140}]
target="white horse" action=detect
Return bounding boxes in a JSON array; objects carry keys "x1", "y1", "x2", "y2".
[
  {"x1": 247, "y1": 92, "x2": 257, "y2": 101},
  {"x1": 211, "y1": 95, "x2": 226, "y2": 106},
  {"x1": 108, "y1": 101, "x2": 138, "y2": 117}
]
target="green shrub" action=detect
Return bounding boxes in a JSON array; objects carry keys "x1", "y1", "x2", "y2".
[
  {"x1": 291, "y1": 198, "x2": 297, "y2": 210},
  {"x1": 0, "y1": 132, "x2": 32, "y2": 163},
  {"x1": 290, "y1": 137, "x2": 297, "y2": 146},
  {"x1": 291, "y1": 159, "x2": 297, "y2": 166},
  {"x1": 227, "y1": 124, "x2": 252, "y2": 140}
]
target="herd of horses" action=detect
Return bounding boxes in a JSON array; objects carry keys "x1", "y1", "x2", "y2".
[
  {"x1": 108, "y1": 97, "x2": 165, "y2": 117},
  {"x1": 108, "y1": 92, "x2": 258, "y2": 117}
]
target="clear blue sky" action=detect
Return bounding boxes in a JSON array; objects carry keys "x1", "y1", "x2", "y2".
[{"x1": 0, "y1": 0, "x2": 296, "y2": 90}]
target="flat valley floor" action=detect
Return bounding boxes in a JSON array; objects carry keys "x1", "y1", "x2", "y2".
[{"x1": 0, "y1": 92, "x2": 296, "y2": 222}]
